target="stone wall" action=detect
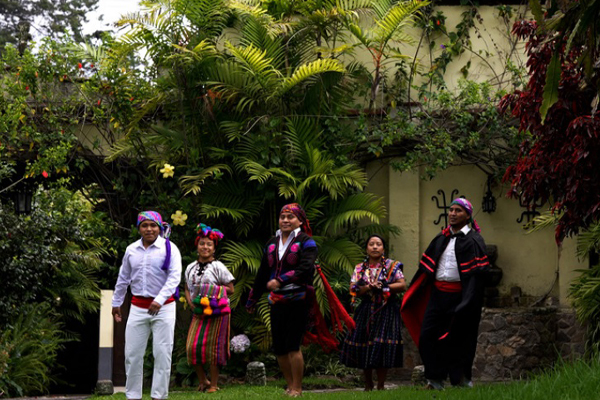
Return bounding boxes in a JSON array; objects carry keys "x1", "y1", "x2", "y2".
[{"x1": 398, "y1": 307, "x2": 586, "y2": 382}]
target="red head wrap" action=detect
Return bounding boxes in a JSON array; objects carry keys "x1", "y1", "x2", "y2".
[{"x1": 280, "y1": 203, "x2": 312, "y2": 236}]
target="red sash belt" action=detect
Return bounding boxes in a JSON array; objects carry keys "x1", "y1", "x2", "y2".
[
  {"x1": 434, "y1": 280, "x2": 462, "y2": 293},
  {"x1": 131, "y1": 295, "x2": 175, "y2": 309}
]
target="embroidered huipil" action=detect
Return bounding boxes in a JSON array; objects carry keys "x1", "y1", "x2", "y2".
[
  {"x1": 112, "y1": 236, "x2": 182, "y2": 307},
  {"x1": 185, "y1": 260, "x2": 235, "y2": 299}
]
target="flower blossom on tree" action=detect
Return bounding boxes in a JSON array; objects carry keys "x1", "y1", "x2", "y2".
[
  {"x1": 171, "y1": 210, "x2": 187, "y2": 226},
  {"x1": 160, "y1": 163, "x2": 175, "y2": 178}
]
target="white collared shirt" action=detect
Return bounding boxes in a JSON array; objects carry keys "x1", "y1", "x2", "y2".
[
  {"x1": 276, "y1": 227, "x2": 301, "y2": 260},
  {"x1": 435, "y1": 225, "x2": 471, "y2": 282},
  {"x1": 112, "y1": 236, "x2": 182, "y2": 307}
]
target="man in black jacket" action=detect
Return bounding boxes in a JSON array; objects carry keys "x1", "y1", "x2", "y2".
[{"x1": 402, "y1": 198, "x2": 489, "y2": 390}]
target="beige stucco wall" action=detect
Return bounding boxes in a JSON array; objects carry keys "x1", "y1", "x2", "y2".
[
  {"x1": 367, "y1": 163, "x2": 587, "y2": 306},
  {"x1": 414, "y1": 5, "x2": 529, "y2": 92}
]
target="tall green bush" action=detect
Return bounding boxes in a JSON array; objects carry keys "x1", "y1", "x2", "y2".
[
  {"x1": 570, "y1": 262, "x2": 600, "y2": 356},
  {"x1": 0, "y1": 304, "x2": 67, "y2": 398},
  {"x1": 0, "y1": 187, "x2": 112, "y2": 325}
]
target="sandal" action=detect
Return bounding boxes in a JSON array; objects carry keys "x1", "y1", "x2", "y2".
[
  {"x1": 206, "y1": 387, "x2": 219, "y2": 393},
  {"x1": 197, "y1": 380, "x2": 211, "y2": 392}
]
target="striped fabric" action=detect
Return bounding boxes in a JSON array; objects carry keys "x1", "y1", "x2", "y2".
[
  {"x1": 186, "y1": 313, "x2": 230, "y2": 366},
  {"x1": 339, "y1": 297, "x2": 403, "y2": 369}
]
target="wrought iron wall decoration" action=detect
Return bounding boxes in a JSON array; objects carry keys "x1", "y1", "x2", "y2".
[
  {"x1": 432, "y1": 189, "x2": 464, "y2": 228},
  {"x1": 516, "y1": 193, "x2": 543, "y2": 225},
  {"x1": 482, "y1": 176, "x2": 497, "y2": 213}
]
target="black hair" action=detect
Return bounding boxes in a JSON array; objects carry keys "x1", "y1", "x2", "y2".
[{"x1": 365, "y1": 234, "x2": 386, "y2": 250}]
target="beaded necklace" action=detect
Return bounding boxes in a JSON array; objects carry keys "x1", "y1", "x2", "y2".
[{"x1": 350, "y1": 256, "x2": 391, "y2": 305}]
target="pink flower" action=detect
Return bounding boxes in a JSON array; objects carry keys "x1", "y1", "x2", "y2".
[
  {"x1": 290, "y1": 243, "x2": 300, "y2": 252},
  {"x1": 42, "y1": 171, "x2": 49, "y2": 178},
  {"x1": 268, "y1": 244, "x2": 276, "y2": 253}
]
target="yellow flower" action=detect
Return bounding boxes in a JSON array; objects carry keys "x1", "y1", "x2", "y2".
[
  {"x1": 171, "y1": 210, "x2": 188, "y2": 226},
  {"x1": 160, "y1": 163, "x2": 175, "y2": 178}
]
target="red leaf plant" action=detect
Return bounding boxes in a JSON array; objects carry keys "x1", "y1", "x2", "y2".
[{"x1": 500, "y1": 20, "x2": 600, "y2": 243}]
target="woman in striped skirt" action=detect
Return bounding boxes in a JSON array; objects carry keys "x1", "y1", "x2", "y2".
[
  {"x1": 339, "y1": 235, "x2": 406, "y2": 391},
  {"x1": 184, "y1": 223, "x2": 235, "y2": 393}
]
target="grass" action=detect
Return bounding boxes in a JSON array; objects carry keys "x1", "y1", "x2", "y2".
[{"x1": 93, "y1": 358, "x2": 600, "y2": 400}]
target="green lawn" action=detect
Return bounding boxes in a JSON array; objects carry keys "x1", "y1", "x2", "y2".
[{"x1": 95, "y1": 359, "x2": 600, "y2": 400}]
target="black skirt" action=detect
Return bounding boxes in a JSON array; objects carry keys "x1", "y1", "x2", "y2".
[{"x1": 340, "y1": 297, "x2": 403, "y2": 369}]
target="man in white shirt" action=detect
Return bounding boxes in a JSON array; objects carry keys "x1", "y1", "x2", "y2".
[
  {"x1": 401, "y1": 198, "x2": 490, "y2": 390},
  {"x1": 112, "y1": 211, "x2": 182, "y2": 400}
]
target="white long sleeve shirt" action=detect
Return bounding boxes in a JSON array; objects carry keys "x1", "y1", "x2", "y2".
[
  {"x1": 112, "y1": 236, "x2": 182, "y2": 307},
  {"x1": 435, "y1": 225, "x2": 471, "y2": 282}
]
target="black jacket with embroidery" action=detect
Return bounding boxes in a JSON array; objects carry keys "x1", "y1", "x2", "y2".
[
  {"x1": 245, "y1": 232, "x2": 318, "y2": 308},
  {"x1": 401, "y1": 226, "x2": 490, "y2": 346}
]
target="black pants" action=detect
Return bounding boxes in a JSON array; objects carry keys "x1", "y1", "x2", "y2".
[
  {"x1": 419, "y1": 286, "x2": 481, "y2": 385},
  {"x1": 271, "y1": 300, "x2": 309, "y2": 355}
]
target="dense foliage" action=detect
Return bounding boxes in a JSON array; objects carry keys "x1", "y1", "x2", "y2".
[
  {"x1": 0, "y1": 187, "x2": 113, "y2": 397},
  {"x1": 354, "y1": 79, "x2": 521, "y2": 179},
  {"x1": 0, "y1": 0, "x2": 530, "y2": 393},
  {"x1": 0, "y1": 188, "x2": 112, "y2": 325},
  {"x1": 500, "y1": 7, "x2": 600, "y2": 353},
  {"x1": 0, "y1": 305, "x2": 67, "y2": 398},
  {"x1": 500, "y1": 20, "x2": 600, "y2": 243}
]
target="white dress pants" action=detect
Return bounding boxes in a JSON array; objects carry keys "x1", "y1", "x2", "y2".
[{"x1": 124, "y1": 302, "x2": 176, "y2": 399}]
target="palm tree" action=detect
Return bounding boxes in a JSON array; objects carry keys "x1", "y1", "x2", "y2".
[{"x1": 98, "y1": 0, "x2": 404, "y2": 349}]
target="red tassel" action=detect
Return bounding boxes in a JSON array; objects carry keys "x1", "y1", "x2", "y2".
[
  {"x1": 303, "y1": 303, "x2": 339, "y2": 353},
  {"x1": 316, "y1": 265, "x2": 356, "y2": 332}
]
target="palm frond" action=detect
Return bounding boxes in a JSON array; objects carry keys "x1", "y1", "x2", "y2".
[
  {"x1": 179, "y1": 164, "x2": 233, "y2": 195},
  {"x1": 198, "y1": 180, "x2": 263, "y2": 236},
  {"x1": 296, "y1": 146, "x2": 367, "y2": 200},
  {"x1": 315, "y1": 236, "x2": 364, "y2": 273},
  {"x1": 173, "y1": 0, "x2": 229, "y2": 38},
  {"x1": 209, "y1": 61, "x2": 264, "y2": 113},
  {"x1": 251, "y1": 296, "x2": 272, "y2": 350},
  {"x1": 104, "y1": 135, "x2": 140, "y2": 161},
  {"x1": 577, "y1": 222, "x2": 600, "y2": 259},
  {"x1": 220, "y1": 240, "x2": 264, "y2": 274},
  {"x1": 239, "y1": 17, "x2": 287, "y2": 70},
  {"x1": 236, "y1": 158, "x2": 298, "y2": 185},
  {"x1": 170, "y1": 40, "x2": 217, "y2": 64},
  {"x1": 374, "y1": 0, "x2": 427, "y2": 44},
  {"x1": 275, "y1": 58, "x2": 345, "y2": 96},
  {"x1": 68, "y1": 42, "x2": 109, "y2": 64},
  {"x1": 228, "y1": 268, "x2": 254, "y2": 308},
  {"x1": 371, "y1": 0, "x2": 394, "y2": 19},
  {"x1": 346, "y1": 22, "x2": 371, "y2": 47},
  {"x1": 249, "y1": 315, "x2": 272, "y2": 351},
  {"x1": 321, "y1": 192, "x2": 386, "y2": 233},
  {"x1": 524, "y1": 210, "x2": 559, "y2": 234},
  {"x1": 283, "y1": 117, "x2": 322, "y2": 161},
  {"x1": 225, "y1": 42, "x2": 282, "y2": 88}
]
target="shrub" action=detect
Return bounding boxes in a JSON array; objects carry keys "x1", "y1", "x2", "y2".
[
  {"x1": 569, "y1": 264, "x2": 600, "y2": 356},
  {"x1": 0, "y1": 304, "x2": 67, "y2": 398},
  {"x1": 0, "y1": 186, "x2": 113, "y2": 326}
]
